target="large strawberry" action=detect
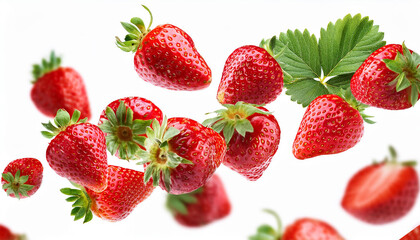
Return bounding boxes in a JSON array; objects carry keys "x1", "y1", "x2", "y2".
[
  {"x1": 166, "y1": 174, "x2": 231, "y2": 227},
  {"x1": 116, "y1": 5, "x2": 211, "y2": 91},
  {"x1": 61, "y1": 165, "x2": 154, "y2": 223},
  {"x1": 0, "y1": 225, "x2": 25, "y2": 240},
  {"x1": 249, "y1": 210, "x2": 344, "y2": 240},
  {"x1": 351, "y1": 43, "x2": 420, "y2": 110},
  {"x1": 31, "y1": 51, "x2": 91, "y2": 119},
  {"x1": 203, "y1": 102, "x2": 281, "y2": 180},
  {"x1": 98, "y1": 97, "x2": 163, "y2": 160},
  {"x1": 293, "y1": 94, "x2": 364, "y2": 160},
  {"x1": 341, "y1": 146, "x2": 419, "y2": 224},
  {"x1": 401, "y1": 225, "x2": 420, "y2": 240},
  {"x1": 2, "y1": 158, "x2": 43, "y2": 199},
  {"x1": 41, "y1": 109, "x2": 108, "y2": 192},
  {"x1": 217, "y1": 45, "x2": 283, "y2": 105},
  {"x1": 137, "y1": 117, "x2": 226, "y2": 195}
]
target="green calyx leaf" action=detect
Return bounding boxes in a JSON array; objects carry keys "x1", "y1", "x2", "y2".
[
  {"x1": 98, "y1": 100, "x2": 152, "y2": 160},
  {"x1": 378, "y1": 146, "x2": 417, "y2": 167},
  {"x1": 166, "y1": 187, "x2": 203, "y2": 215},
  {"x1": 2, "y1": 170, "x2": 34, "y2": 200},
  {"x1": 60, "y1": 183, "x2": 94, "y2": 223},
  {"x1": 249, "y1": 209, "x2": 283, "y2": 240},
  {"x1": 116, "y1": 5, "x2": 153, "y2": 53},
  {"x1": 41, "y1": 109, "x2": 87, "y2": 139},
  {"x1": 31, "y1": 51, "x2": 62, "y2": 83},
  {"x1": 203, "y1": 101, "x2": 270, "y2": 145}
]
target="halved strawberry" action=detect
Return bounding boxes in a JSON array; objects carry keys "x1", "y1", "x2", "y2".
[{"x1": 401, "y1": 225, "x2": 420, "y2": 240}]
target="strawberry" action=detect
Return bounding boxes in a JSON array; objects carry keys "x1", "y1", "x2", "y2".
[
  {"x1": 249, "y1": 210, "x2": 344, "y2": 240},
  {"x1": 341, "y1": 146, "x2": 419, "y2": 224},
  {"x1": 30, "y1": 51, "x2": 91, "y2": 119},
  {"x1": 2, "y1": 158, "x2": 43, "y2": 199},
  {"x1": 98, "y1": 97, "x2": 163, "y2": 160},
  {"x1": 217, "y1": 45, "x2": 283, "y2": 105},
  {"x1": 41, "y1": 109, "x2": 108, "y2": 192},
  {"x1": 61, "y1": 165, "x2": 154, "y2": 223},
  {"x1": 166, "y1": 174, "x2": 231, "y2": 227},
  {"x1": 351, "y1": 43, "x2": 420, "y2": 110},
  {"x1": 137, "y1": 117, "x2": 226, "y2": 194},
  {"x1": 116, "y1": 5, "x2": 211, "y2": 91},
  {"x1": 401, "y1": 225, "x2": 420, "y2": 240},
  {"x1": 0, "y1": 225, "x2": 25, "y2": 240},
  {"x1": 203, "y1": 102, "x2": 281, "y2": 180},
  {"x1": 292, "y1": 94, "x2": 364, "y2": 160}
]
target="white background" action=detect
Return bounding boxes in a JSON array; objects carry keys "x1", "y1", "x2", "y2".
[{"x1": 1, "y1": 0, "x2": 419, "y2": 239}]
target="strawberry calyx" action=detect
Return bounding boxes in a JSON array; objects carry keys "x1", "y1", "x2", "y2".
[
  {"x1": 203, "y1": 101, "x2": 270, "y2": 144},
  {"x1": 2, "y1": 170, "x2": 34, "y2": 200},
  {"x1": 260, "y1": 36, "x2": 287, "y2": 60},
  {"x1": 98, "y1": 101, "x2": 152, "y2": 160},
  {"x1": 383, "y1": 42, "x2": 420, "y2": 107},
  {"x1": 116, "y1": 5, "x2": 153, "y2": 53},
  {"x1": 31, "y1": 51, "x2": 61, "y2": 84},
  {"x1": 136, "y1": 116, "x2": 193, "y2": 192},
  {"x1": 41, "y1": 109, "x2": 87, "y2": 139},
  {"x1": 60, "y1": 182, "x2": 94, "y2": 223},
  {"x1": 166, "y1": 187, "x2": 203, "y2": 215},
  {"x1": 249, "y1": 209, "x2": 283, "y2": 240},
  {"x1": 374, "y1": 146, "x2": 417, "y2": 167}
]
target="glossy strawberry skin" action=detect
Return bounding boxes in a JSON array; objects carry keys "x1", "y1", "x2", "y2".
[
  {"x1": 46, "y1": 123, "x2": 108, "y2": 192},
  {"x1": 401, "y1": 225, "x2": 420, "y2": 240},
  {"x1": 217, "y1": 45, "x2": 283, "y2": 105},
  {"x1": 282, "y1": 218, "x2": 344, "y2": 240},
  {"x1": 222, "y1": 107, "x2": 280, "y2": 180},
  {"x1": 31, "y1": 67, "x2": 91, "y2": 119},
  {"x1": 2, "y1": 158, "x2": 43, "y2": 199},
  {"x1": 85, "y1": 165, "x2": 154, "y2": 222},
  {"x1": 163, "y1": 118, "x2": 226, "y2": 195},
  {"x1": 341, "y1": 163, "x2": 419, "y2": 224},
  {"x1": 0, "y1": 225, "x2": 15, "y2": 240},
  {"x1": 351, "y1": 44, "x2": 418, "y2": 110},
  {"x1": 293, "y1": 94, "x2": 364, "y2": 160},
  {"x1": 134, "y1": 24, "x2": 211, "y2": 91}
]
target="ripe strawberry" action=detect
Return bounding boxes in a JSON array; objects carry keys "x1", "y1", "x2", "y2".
[
  {"x1": 61, "y1": 165, "x2": 154, "y2": 223},
  {"x1": 401, "y1": 225, "x2": 420, "y2": 240},
  {"x1": 351, "y1": 43, "x2": 420, "y2": 110},
  {"x1": 341, "y1": 146, "x2": 419, "y2": 224},
  {"x1": 137, "y1": 117, "x2": 226, "y2": 194},
  {"x1": 98, "y1": 97, "x2": 163, "y2": 160},
  {"x1": 166, "y1": 174, "x2": 231, "y2": 227},
  {"x1": 2, "y1": 158, "x2": 43, "y2": 199},
  {"x1": 293, "y1": 94, "x2": 364, "y2": 160},
  {"x1": 203, "y1": 102, "x2": 281, "y2": 180},
  {"x1": 42, "y1": 109, "x2": 108, "y2": 192},
  {"x1": 0, "y1": 225, "x2": 25, "y2": 240},
  {"x1": 30, "y1": 51, "x2": 91, "y2": 119},
  {"x1": 217, "y1": 45, "x2": 283, "y2": 105},
  {"x1": 116, "y1": 5, "x2": 211, "y2": 91},
  {"x1": 249, "y1": 210, "x2": 344, "y2": 240}
]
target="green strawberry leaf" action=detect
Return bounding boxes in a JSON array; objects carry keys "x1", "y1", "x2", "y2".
[{"x1": 284, "y1": 78, "x2": 329, "y2": 107}]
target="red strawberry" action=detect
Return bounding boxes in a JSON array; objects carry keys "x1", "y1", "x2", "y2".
[
  {"x1": 351, "y1": 43, "x2": 420, "y2": 110},
  {"x1": 61, "y1": 165, "x2": 154, "y2": 223},
  {"x1": 204, "y1": 102, "x2": 281, "y2": 180},
  {"x1": 217, "y1": 45, "x2": 283, "y2": 105},
  {"x1": 0, "y1": 225, "x2": 25, "y2": 240},
  {"x1": 137, "y1": 117, "x2": 226, "y2": 194},
  {"x1": 116, "y1": 5, "x2": 211, "y2": 91},
  {"x1": 42, "y1": 109, "x2": 108, "y2": 192},
  {"x1": 401, "y1": 225, "x2": 420, "y2": 240},
  {"x1": 2, "y1": 158, "x2": 43, "y2": 199},
  {"x1": 30, "y1": 51, "x2": 91, "y2": 119},
  {"x1": 293, "y1": 94, "x2": 364, "y2": 160},
  {"x1": 98, "y1": 97, "x2": 163, "y2": 160},
  {"x1": 167, "y1": 174, "x2": 231, "y2": 227},
  {"x1": 341, "y1": 146, "x2": 419, "y2": 224},
  {"x1": 249, "y1": 210, "x2": 344, "y2": 240}
]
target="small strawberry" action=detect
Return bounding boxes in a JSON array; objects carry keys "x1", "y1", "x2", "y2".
[
  {"x1": 292, "y1": 94, "x2": 364, "y2": 160},
  {"x1": 351, "y1": 43, "x2": 420, "y2": 110},
  {"x1": 166, "y1": 174, "x2": 231, "y2": 227},
  {"x1": 61, "y1": 165, "x2": 154, "y2": 223},
  {"x1": 249, "y1": 210, "x2": 344, "y2": 240},
  {"x1": 0, "y1": 225, "x2": 26, "y2": 240},
  {"x1": 217, "y1": 45, "x2": 283, "y2": 105},
  {"x1": 137, "y1": 117, "x2": 226, "y2": 194},
  {"x1": 116, "y1": 5, "x2": 211, "y2": 91},
  {"x1": 98, "y1": 97, "x2": 163, "y2": 160},
  {"x1": 341, "y1": 146, "x2": 419, "y2": 224},
  {"x1": 30, "y1": 51, "x2": 91, "y2": 119},
  {"x1": 42, "y1": 109, "x2": 108, "y2": 192},
  {"x1": 401, "y1": 225, "x2": 420, "y2": 240},
  {"x1": 203, "y1": 102, "x2": 281, "y2": 180},
  {"x1": 2, "y1": 158, "x2": 43, "y2": 199}
]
